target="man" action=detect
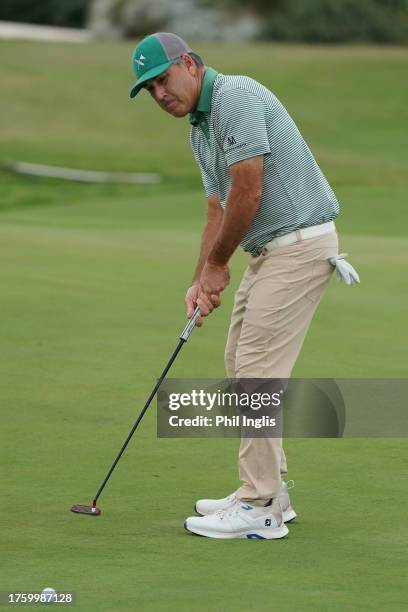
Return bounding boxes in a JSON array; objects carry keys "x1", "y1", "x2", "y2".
[{"x1": 130, "y1": 32, "x2": 359, "y2": 540}]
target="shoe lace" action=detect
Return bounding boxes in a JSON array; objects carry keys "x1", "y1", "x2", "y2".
[
  {"x1": 284, "y1": 479, "x2": 295, "y2": 491},
  {"x1": 215, "y1": 500, "x2": 241, "y2": 520}
]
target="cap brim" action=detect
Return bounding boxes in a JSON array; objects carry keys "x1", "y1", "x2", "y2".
[{"x1": 129, "y1": 60, "x2": 173, "y2": 98}]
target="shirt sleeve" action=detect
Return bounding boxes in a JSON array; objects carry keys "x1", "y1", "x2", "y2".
[
  {"x1": 214, "y1": 88, "x2": 271, "y2": 167},
  {"x1": 199, "y1": 164, "x2": 219, "y2": 197},
  {"x1": 190, "y1": 128, "x2": 219, "y2": 197}
]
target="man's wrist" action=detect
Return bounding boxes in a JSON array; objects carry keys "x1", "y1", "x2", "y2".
[{"x1": 207, "y1": 253, "x2": 229, "y2": 267}]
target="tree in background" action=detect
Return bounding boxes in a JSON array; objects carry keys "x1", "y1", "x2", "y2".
[
  {"x1": 201, "y1": 0, "x2": 408, "y2": 43},
  {"x1": 260, "y1": 0, "x2": 408, "y2": 43},
  {"x1": 0, "y1": 0, "x2": 90, "y2": 28}
]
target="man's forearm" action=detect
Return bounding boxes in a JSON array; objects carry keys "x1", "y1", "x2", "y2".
[
  {"x1": 207, "y1": 156, "x2": 263, "y2": 266},
  {"x1": 208, "y1": 184, "x2": 260, "y2": 266},
  {"x1": 192, "y1": 199, "x2": 223, "y2": 284}
]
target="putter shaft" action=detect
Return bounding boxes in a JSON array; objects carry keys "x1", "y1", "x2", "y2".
[{"x1": 92, "y1": 307, "x2": 200, "y2": 505}]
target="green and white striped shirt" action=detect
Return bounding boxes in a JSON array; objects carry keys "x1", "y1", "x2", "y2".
[{"x1": 189, "y1": 68, "x2": 339, "y2": 256}]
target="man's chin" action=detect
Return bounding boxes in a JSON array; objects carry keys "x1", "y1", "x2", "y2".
[
  {"x1": 168, "y1": 108, "x2": 188, "y2": 118},
  {"x1": 163, "y1": 104, "x2": 188, "y2": 118}
]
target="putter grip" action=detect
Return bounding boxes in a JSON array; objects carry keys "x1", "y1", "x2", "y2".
[{"x1": 180, "y1": 306, "x2": 201, "y2": 341}]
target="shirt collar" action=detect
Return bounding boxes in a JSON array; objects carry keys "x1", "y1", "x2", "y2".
[{"x1": 189, "y1": 67, "x2": 218, "y2": 126}]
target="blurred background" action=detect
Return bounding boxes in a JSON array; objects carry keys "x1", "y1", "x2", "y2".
[
  {"x1": 1, "y1": 2, "x2": 407, "y2": 611},
  {"x1": 1, "y1": 0, "x2": 408, "y2": 42}
]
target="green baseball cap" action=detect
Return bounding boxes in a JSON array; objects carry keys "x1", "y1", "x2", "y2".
[{"x1": 130, "y1": 32, "x2": 194, "y2": 98}]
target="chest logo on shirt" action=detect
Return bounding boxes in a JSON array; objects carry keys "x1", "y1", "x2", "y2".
[{"x1": 227, "y1": 136, "x2": 236, "y2": 146}]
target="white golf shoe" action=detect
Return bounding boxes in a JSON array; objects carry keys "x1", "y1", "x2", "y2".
[
  {"x1": 185, "y1": 498, "x2": 288, "y2": 540},
  {"x1": 195, "y1": 480, "x2": 297, "y2": 523}
]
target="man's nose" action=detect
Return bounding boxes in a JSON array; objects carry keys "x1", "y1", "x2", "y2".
[{"x1": 153, "y1": 84, "x2": 166, "y2": 102}]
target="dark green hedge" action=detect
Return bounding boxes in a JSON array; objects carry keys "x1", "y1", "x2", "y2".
[
  {"x1": 0, "y1": 0, "x2": 89, "y2": 28},
  {"x1": 263, "y1": 0, "x2": 408, "y2": 44}
]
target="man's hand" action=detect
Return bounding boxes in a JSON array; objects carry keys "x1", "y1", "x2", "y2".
[
  {"x1": 195, "y1": 261, "x2": 229, "y2": 318},
  {"x1": 200, "y1": 261, "x2": 230, "y2": 297},
  {"x1": 185, "y1": 284, "x2": 202, "y2": 326},
  {"x1": 185, "y1": 262, "x2": 227, "y2": 326},
  {"x1": 185, "y1": 283, "x2": 221, "y2": 326}
]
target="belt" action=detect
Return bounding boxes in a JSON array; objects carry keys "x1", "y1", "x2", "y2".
[{"x1": 252, "y1": 221, "x2": 336, "y2": 257}]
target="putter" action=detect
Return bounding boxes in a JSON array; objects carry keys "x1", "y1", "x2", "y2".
[{"x1": 71, "y1": 306, "x2": 201, "y2": 516}]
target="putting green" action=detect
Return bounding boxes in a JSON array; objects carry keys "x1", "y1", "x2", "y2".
[{"x1": 0, "y1": 41, "x2": 407, "y2": 611}]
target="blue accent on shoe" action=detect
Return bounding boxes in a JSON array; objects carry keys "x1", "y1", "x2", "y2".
[
  {"x1": 246, "y1": 533, "x2": 266, "y2": 539},
  {"x1": 241, "y1": 504, "x2": 253, "y2": 510},
  {"x1": 184, "y1": 520, "x2": 188, "y2": 531}
]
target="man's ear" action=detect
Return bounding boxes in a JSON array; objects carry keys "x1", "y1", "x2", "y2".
[{"x1": 182, "y1": 53, "x2": 196, "y2": 75}]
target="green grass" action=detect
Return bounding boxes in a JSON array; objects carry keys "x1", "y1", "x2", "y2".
[{"x1": 0, "y1": 41, "x2": 407, "y2": 611}]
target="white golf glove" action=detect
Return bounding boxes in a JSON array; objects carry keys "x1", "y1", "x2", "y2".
[{"x1": 328, "y1": 253, "x2": 360, "y2": 286}]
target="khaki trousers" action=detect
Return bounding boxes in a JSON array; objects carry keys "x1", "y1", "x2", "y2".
[{"x1": 224, "y1": 231, "x2": 339, "y2": 502}]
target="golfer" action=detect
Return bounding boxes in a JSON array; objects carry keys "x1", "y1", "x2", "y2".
[{"x1": 130, "y1": 33, "x2": 359, "y2": 540}]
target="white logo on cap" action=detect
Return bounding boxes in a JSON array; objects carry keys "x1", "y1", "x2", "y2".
[{"x1": 135, "y1": 53, "x2": 146, "y2": 68}]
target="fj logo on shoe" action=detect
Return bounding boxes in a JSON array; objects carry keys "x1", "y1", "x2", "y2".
[
  {"x1": 227, "y1": 136, "x2": 236, "y2": 146},
  {"x1": 265, "y1": 518, "x2": 272, "y2": 526}
]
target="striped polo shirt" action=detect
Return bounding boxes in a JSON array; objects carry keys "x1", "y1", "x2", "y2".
[{"x1": 189, "y1": 68, "x2": 339, "y2": 256}]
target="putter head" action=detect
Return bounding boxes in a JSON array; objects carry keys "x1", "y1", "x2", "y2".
[{"x1": 70, "y1": 504, "x2": 101, "y2": 516}]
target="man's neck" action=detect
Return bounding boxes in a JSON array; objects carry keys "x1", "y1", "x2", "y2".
[{"x1": 191, "y1": 67, "x2": 206, "y2": 113}]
